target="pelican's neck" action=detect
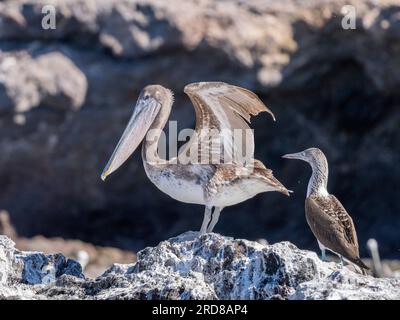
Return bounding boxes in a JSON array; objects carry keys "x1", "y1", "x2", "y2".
[
  {"x1": 307, "y1": 156, "x2": 329, "y2": 197},
  {"x1": 141, "y1": 95, "x2": 173, "y2": 165}
]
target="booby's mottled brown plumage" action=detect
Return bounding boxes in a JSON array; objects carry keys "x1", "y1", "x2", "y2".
[
  {"x1": 305, "y1": 194, "x2": 367, "y2": 270},
  {"x1": 283, "y1": 148, "x2": 368, "y2": 272}
]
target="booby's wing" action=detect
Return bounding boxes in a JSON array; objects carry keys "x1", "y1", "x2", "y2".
[
  {"x1": 329, "y1": 195, "x2": 359, "y2": 247},
  {"x1": 305, "y1": 195, "x2": 368, "y2": 270},
  {"x1": 181, "y1": 82, "x2": 274, "y2": 165}
]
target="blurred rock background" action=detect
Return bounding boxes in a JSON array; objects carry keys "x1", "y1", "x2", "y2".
[{"x1": 0, "y1": 0, "x2": 399, "y2": 274}]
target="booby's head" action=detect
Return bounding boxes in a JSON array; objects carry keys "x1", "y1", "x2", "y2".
[
  {"x1": 101, "y1": 85, "x2": 173, "y2": 181},
  {"x1": 282, "y1": 148, "x2": 329, "y2": 197},
  {"x1": 282, "y1": 147, "x2": 327, "y2": 168}
]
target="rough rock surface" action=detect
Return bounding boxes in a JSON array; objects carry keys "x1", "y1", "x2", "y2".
[
  {"x1": 1, "y1": 233, "x2": 399, "y2": 300},
  {"x1": 0, "y1": 51, "x2": 87, "y2": 112},
  {"x1": 0, "y1": 0, "x2": 399, "y2": 258},
  {"x1": 0, "y1": 211, "x2": 136, "y2": 278}
]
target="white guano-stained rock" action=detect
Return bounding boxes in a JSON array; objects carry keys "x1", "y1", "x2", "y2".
[{"x1": 0, "y1": 233, "x2": 399, "y2": 300}]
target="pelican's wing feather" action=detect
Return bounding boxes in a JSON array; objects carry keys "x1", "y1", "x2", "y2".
[{"x1": 182, "y1": 82, "x2": 274, "y2": 165}]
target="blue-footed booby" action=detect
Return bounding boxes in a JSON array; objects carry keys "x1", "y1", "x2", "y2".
[
  {"x1": 282, "y1": 148, "x2": 369, "y2": 272},
  {"x1": 101, "y1": 82, "x2": 289, "y2": 235}
]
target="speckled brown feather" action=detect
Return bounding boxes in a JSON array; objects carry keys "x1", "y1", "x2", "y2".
[
  {"x1": 305, "y1": 195, "x2": 368, "y2": 270},
  {"x1": 205, "y1": 159, "x2": 289, "y2": 200},
  {"x1": 251, "y1": 160, "x2": 289, "y2": 195}
]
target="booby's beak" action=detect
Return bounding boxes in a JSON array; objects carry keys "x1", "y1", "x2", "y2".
[
  {"x1": 101, "y1": 96, "x2": 161, "y2": 181},
  {"x1": 282, "y1": 151, "x2": 306, "y2": 161}
]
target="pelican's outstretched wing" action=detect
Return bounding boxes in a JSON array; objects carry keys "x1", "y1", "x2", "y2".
[{"x1": 181, "y1": 82, "x2": 274, "y2": 165}]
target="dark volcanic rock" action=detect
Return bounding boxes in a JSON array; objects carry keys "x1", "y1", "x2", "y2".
[
  {"x1": 0, "y1": 211, "x2": 136, "y2": 278},
  {"x1": 1, "y1": 234, "x2": 399, "y2": 300},
  {"x1": 0, "y1": 51, "x2": 87, "y2": 112},
  {"x1": 0, "y1": 0, "x2": 399, "y2": 259}
]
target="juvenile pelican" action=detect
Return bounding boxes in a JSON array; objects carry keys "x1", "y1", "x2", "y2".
[
  {"x1": 101, "y1": 82, "x2": 289, "y2": 234},
  {"x1": 282, "y1": 148, "x2": 369, "y2": 272}
]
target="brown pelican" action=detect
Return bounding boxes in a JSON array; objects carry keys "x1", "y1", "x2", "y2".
[
  {"x1": 282, "y1": 148, "x2": 369, "y2": 273},
  {"x1": 101, "y1": 82, "x2": 289, "y2": 234}
]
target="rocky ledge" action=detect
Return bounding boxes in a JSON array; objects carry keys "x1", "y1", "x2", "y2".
[
  {"x1": 1, "y1": 233, "x2": 399, "y2": 300},
  {"x1": 1, "y1": 0, "x2": 400, "y2": 257}
]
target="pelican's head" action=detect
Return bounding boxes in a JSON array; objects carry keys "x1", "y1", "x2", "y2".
[
  {"x1": 101, "y1": 85, "x2": 172, "y2": 181},
  {"x1": 282, "y1": 147, "x2": 326, "y2": 168}
]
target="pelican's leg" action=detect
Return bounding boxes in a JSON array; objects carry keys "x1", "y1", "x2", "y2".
[
  {"x1": 318, "y1": 241, "x2": 326, "y2": 261},
  {"x1": 206, "y1": 207, "x2": 223, "y2": 233},
  {"x1": 199, "y1": 206, "x2": 213, "y2": 235}
]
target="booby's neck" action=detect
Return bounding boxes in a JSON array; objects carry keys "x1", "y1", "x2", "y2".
[
  {"x1": 307, "y1": 155, "x2": 329, "y2": 197},
  {"x1": 141, "y1": 94, "x2": 173, "y2": 165}
]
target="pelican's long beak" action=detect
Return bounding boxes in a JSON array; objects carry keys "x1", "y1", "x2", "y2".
[
  {"x1": 101, "y1": 96, "x2": 161, "y2": 181},
  {"x1": 282, "y1": 151, "x2": 305, "y2": 161}
]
